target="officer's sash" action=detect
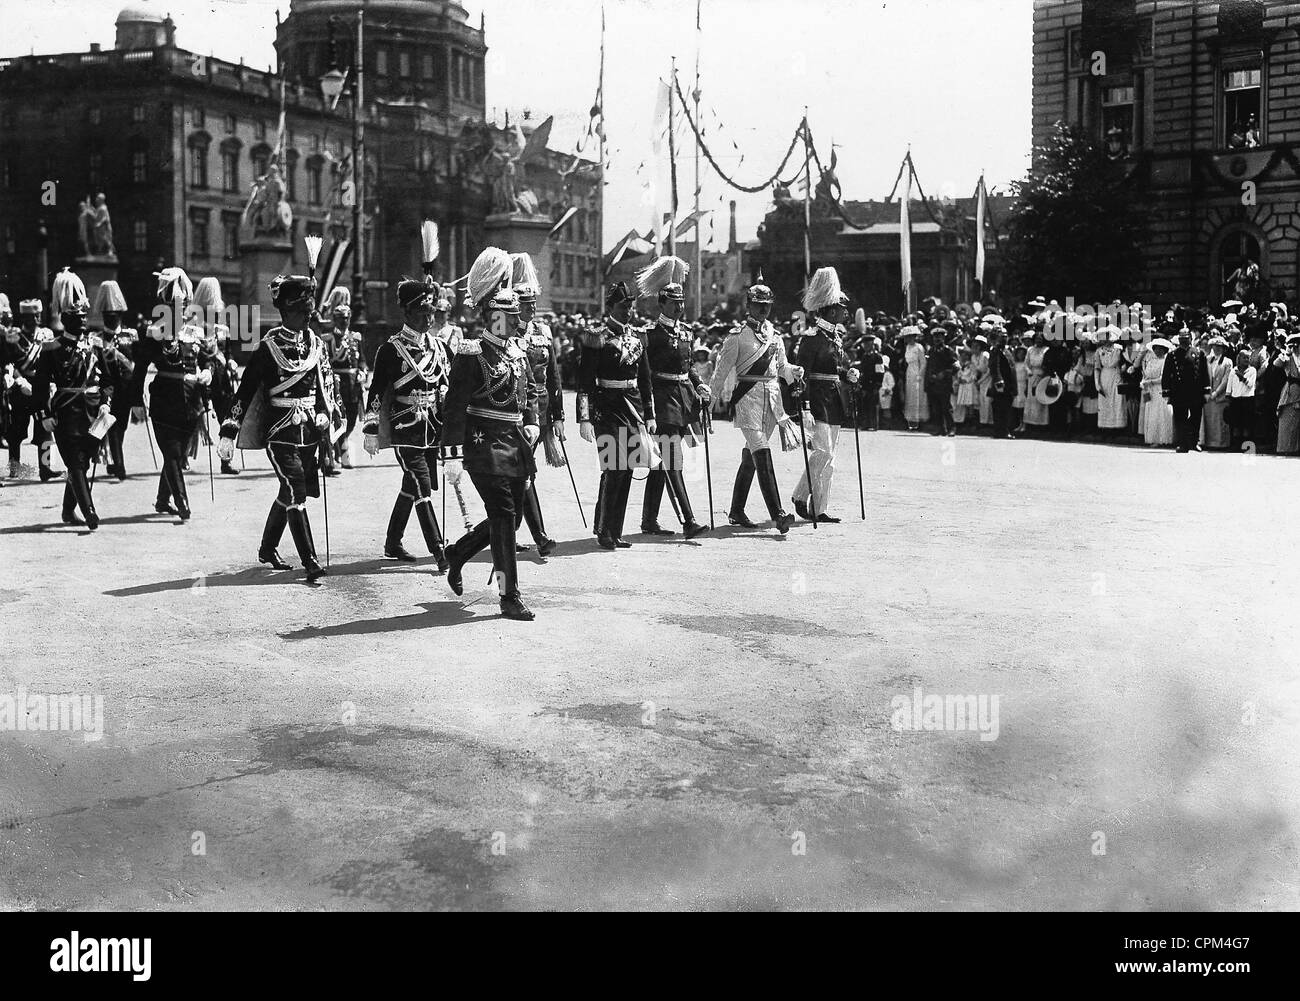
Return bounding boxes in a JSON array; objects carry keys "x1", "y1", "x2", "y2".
[{"x1": 729, "y1": 337, "x2": 779, "y2": 410}]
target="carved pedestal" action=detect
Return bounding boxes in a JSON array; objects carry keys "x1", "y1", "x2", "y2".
[
  {"x1": 74, "y1": 256, "x2": 120, "y2": 330},
  {"x1": 239, "y1": 238, "x2": 294, "y2": 342},
  {"x1": 482, "y1": 212, "x2": 554, "y2": 313}
]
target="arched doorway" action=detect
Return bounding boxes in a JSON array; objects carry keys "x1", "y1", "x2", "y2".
[{"x1": 1210, "y1": 222, "x2": 1269, "y2": 307}]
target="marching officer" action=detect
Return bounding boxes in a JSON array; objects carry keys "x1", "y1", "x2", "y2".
[
  {"x1": 578, "y1": 280, "x2": 655, "y2": 550},
  {"x1": 4, "y1": 297, "x2": 61, "y2": 482},
  {"x1": 636, "y1": 255, "x2": 710, "y2": 539},
  {"x1": 709, "y1": 272, "x2": 803, "y2": 533},
  {"x1": 511, "y1": 252, "x2": 561, "y2": 557},
  {"x1": 192, "y1": 277, "x2": 240, "y2": 475},
  {"x1": 129, "y1": 268, "x2": 215, "y2": 522},
  {"x1": 321, "y1": 285, "x2": 367, "y2": 470},
  {"x1": 91, "y1": 281, "x2": 137, "y2": 481},
  {"x1": 362, "y1": 270, "x2": 451, "y2": 570},
  {"x1": 441, "y1": 247, "x2": 542, "y2": 621},
  {"x1": 218, "y1": 272, "x2": 332, "y2": 582},
  {"x1": 791, "y1": 267, "x2": 860, "y2": 523},
  {"x1": 33, "y1": 269, "x2": 112, "y2": 529}
]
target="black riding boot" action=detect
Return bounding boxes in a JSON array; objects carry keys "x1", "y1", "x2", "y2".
[
  {"x1": 667, "y1": 467, "x2": 708, "y2": 539},
  {"x1": 520, "y1": 479, "x2": 555, "y2": 555},
  {"x1": 107, "y1": 424, "x2": 127, "y2": 480},
  {"x1": 385, "y1": 491, "x2": 416, "y2": 561},
  {"x1": 61, "y1": 482, "x2": 81, "y2": 524},
  {"x1": 728, "y1": 448, "x2": 757, "y2": 527},
  {"x1": 489, "y1": 514, "x2": 533, "y2": 620},
  {"x1": 288, "y1": 507, "x2": 325, "y2": 581},
  {"x1": 68, "y1": 466, "x2": 98, "y2": 530},
  {"x1": 610, "y1": 470, "x2": 634, "y2": 547},
  {"x1": 641, "y1": 468, "x2": 674, "y2": 534},
  {"x1": 259, "y1": 502, "x2": 293, "y2": 569},
  {"x1": 754, "y1": 448, "x2": 794, "y2": 534},
  {"x1": 415, "y1": 497, "x2": 449, "y2": 572},
  {"x1": 445, "y1": 519, "x2": 491, "y2": 596},
  {"x1": 593, "y1": 474, "x2": 608, "y2": 538}
]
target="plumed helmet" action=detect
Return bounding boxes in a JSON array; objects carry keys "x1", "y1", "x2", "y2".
[
  {"x1": 94, "y1": 280, "x2": 128, "y2": 314},
  {"x1": 52, "y1": 268, "x2": 89, "y2": 315},
  {"x1": 636, "y1": 255, "x2": 689, "y2": 301},
  {"x1": 324, "y1": 285, "x2": 352, "y2": 316},
  {"x1": 192, "y1": 277, "x2": 224, "y2": 312},
  {"x1": 802, "y1": 267, "x2": 848, "y2": 312},
  {"x1": 268, "y1": 274, "x2": 317, "y2": 310},
  {"x1": 155, "y1": 267, "x2": 194, "y2": 304},
  {"x1": 510, "y1": 252, "x2": 541, "y2": 302}
]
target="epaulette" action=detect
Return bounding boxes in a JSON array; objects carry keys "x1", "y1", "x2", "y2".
[{"x1": 455, "y1": 338, "x2": 483, "y2": 356}]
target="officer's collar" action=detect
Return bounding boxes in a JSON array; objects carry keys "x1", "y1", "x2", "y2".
[
  {"x1": 482, "y1": 328, "x2": 511, "y2": 349},
  {"x1": 605, "y1": 316, "x2": 627, "y2": 337},
  {"x1": 657, "y1": 314, "x2": 677, "y2": 331},
  {"x1": 815, "y1": 317, "x2": 837, "y2": 335},
  {"x1": 398, "y1": 324, "x2": 426, "y2": 345}
]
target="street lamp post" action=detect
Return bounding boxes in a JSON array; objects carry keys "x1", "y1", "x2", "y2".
[{"x1": 319, "y1": 11, "x2": 366, "y2": 325}]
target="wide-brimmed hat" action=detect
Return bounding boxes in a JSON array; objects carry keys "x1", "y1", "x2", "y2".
[
  {"x1": 1035, "y1": 375, "x2": 1063, "y2": 406},
  {"x1": 1149, "y1": 337, "x2": 1174, "y2": 352}
]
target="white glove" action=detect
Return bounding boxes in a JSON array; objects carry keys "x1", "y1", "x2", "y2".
[
  {"x1": 98, "y1": 404, "x2": 111, "y2": 418},
  {"x1": 579, "y1": 420, "x2": 595, "y2": 443},
  {"x1": 41, "y1": 417, "x2": 56, "y2": 432},
  {"x1": 523, "y1": 424, "x2": 540, "y2": 446},
  {"x1": 697, "y1": 384, "x2": 712, "y2": 401},
  {"x1": 217, "y1": 437, "x2": 235, "y2": 463},
  {"x1": 197, "y1": 369, "x2": 212, "y2": 386},
  {"x1": 315, "y1": 412, "x2": 329, "y2": 430},
  {"x1": 15, "y1": 376, "x2": 31, "y2": 395},
  {"x1": 363, "y1": 433, "x2": 379, "y2": 457},
  {"x1": 183, "y1": 373, "x2": 198, "y2": 386},
  {"x1": 646, "y1": 419, "x2": 657, "y2": 434},
  {"x1": 554, "y1": 422, "x2": 566, "y2": 442},
  {"x1": 847, "y1": 368, "x2": 861, "y2": 384},
  {"x1": 789, "y1": 365, "x2": 805, "y2": 381},
  {"x1": 131, "y1": 406, "x2": 147, "y2": 424},
  {"x1": 443, "y1": 458, "x2": 463, "y2": 485}
]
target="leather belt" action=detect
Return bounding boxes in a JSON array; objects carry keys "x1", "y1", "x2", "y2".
[
  {"x1": 467, "y1": 405, "x2": 523, "y2": 424},
  {"x1": 597, "y1": 378, "x2": 637, "y2": 390},
  {"x1": 652, "y1": 371, "x2": 689, "y2": 383},
  {"x1": 807, "y1": 373, "x2": 840, "y2": 382},
  {"x1": 396, "y1": 390, "x2": 439, "y2": 405},
  {"x1": 739, "y1": 375, "x2": 775, "y2": 383},
  {"x1": 333, "y1": 367, "x2": 358, "y2": 375},
  {"x1": 153, "y1": 371, "x2": 194, "y2": 381}
]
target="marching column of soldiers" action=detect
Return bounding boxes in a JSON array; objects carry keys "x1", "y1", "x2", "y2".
[{"x1": 2, "y1": 237, "x2": 867, "y2": 621}]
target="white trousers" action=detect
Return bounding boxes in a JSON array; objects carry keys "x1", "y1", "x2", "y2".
[{"x1": 792, "y1": 421, "x2": 839, "y2": 516}]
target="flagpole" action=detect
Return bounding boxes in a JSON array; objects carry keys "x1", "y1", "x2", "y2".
[
  {"x1": 668, "y1": 57, "x2": 678, "y2": 258},
  {"x1": 802, "y1": 108, "x2": 811, "y2": 281},
  {"x1": 598, "y1": 3, "x2": 606, "y2": 274},
  {"x1": 353, "y1": 8, "x2": 366, "y2": 326},
  {"x1": 692, "y1": 0, "x2": 702, "y2": 320}
]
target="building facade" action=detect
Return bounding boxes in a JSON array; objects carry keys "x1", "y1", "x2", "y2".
[
  {"x1": 1033, "y1": 0, "x2": 1300, "y2": 306},
  {"x1": 0, "y1": 0, "x2": 601, "y2": 337}
]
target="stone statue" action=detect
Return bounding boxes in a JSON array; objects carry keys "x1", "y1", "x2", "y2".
[
  {"x1": 471, "y1": 116, "x2": 555, "y2": 216},
  {"x1": 91, "y1": 193, "x2": 115, "y2": 256},
  {"x1": 244, "y1": 162, "x2": 293, "y2": 238},
  {"x1": 76, "y1": 199, "x2": 94, "y2": 257}
]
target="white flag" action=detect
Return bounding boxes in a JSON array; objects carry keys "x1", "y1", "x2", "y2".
[
  {"x1": 900, "y1": 163, "x2": 912, "y2": 309},
  {"x1": 975, "y1": 175, "x2": 987, "y2": 291}
]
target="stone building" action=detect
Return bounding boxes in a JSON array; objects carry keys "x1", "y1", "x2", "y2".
[
  {"x1": 1032, "y1": 0, "x2": 1300, "y2": 306},
  {"x1": 0, "y1": 0, "x2": 601, "y2": 339}
]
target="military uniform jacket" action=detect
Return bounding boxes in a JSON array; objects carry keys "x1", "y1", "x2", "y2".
[
  {"x1": 227, "y1": 326, "x2": 329, "y2": 450},
  {"x1": 644, "y1": 316, "x2": 703, "y2": 429},
  {"x1": 442, "y1": 329, "x2": 540, "y2": 479},
  {"x1": 363, "y1": 325, "x2": 449, "y2": 450},
  {"x1": 1162, "y1": 346, "x2": 1211, "y2": 405},
  {"x1": 710, "y1": 317, "x2": 799, "y2": 433},
  {"x1": 577, "y1": 316, "x2": 654, "y2": 429},
  {"x1": 795, "y1": 317, "x2": 855, "y2": 425},
  {"x1": 3, "y1": 326, "x2": 55, "y2": 405},
  {"x1": 322, "y1": 324, "x2": 367, "y2": 408},
  {"x1": 522, "y1": 318, "x2": 564, "y2": 429},
  {"x1": 34, "y1": 333, "x2": 112, "y2": 439},
  {"x1": 130, "y1": 322, "x2": 213, "y2": 431}
]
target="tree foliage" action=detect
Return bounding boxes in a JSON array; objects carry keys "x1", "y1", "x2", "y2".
[{"x1": 1002, "y1": 123, "x2": 1148, "y2": 304}]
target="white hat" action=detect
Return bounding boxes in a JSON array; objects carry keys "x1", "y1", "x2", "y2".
[
  {"x1": 1150, "y1": 337, "x2": 1174, "y2": 352},
  {"x1": 52, "y1": 268, "x2": 89, "y2": 314},
  {"x1": 155, "y1": 267, "x2": 194, "y2": 303},
  {"x1": 635, "y1": 255, "x2": 689, "y2": 301},
  {"x1": 510, "y1": 252, "x2": 542, "y2": 302},
  {"x1": 94, "y1": 280, "x2": 128, "y2": 313},
  {"x1": 0, "y1": 293, "x2": 11, "y2": 315},
  {"x1": 324, "y1": 285, "x2": 351, "y2": 315},
  {"x1": 802, "y1": 267, "x2": 847, "y2": 312},
  {"x1": 192, "y1": 277, "x2": 224, "y2": 312},
  {"x1": 466, "y1": 247, "x2": 512, "y2": 308}
]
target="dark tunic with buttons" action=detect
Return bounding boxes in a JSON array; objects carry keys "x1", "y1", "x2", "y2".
[
  {"x1": 576, "y1": 316, "x2": 654, "y2": 431},
  {"x1": 643, "y1": 315, "x2": 703, "y2": 431},
  {"x1": 521, "y1": 318, "x2": 564, "y2": 431},
  {"x1": 34, "y1": 333, "x2": 113, "y2": 442},
  {"x1": 364, "y1": 326, "x2": 449, "y2": 449},
  {"x1": 442, "y1": 331, "x2": 540, "y2": 480},
  {"x1": 130, "y1": 322, "x2": 214, "y2": 439},
  {"x1": 227, "y1": 326, "x2": 330, "y2": 450},
  {"x1": 795, "y1": 318, "x2": 855, "y2": 425}
]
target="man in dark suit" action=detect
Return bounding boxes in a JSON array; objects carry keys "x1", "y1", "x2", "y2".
[
  {"x1": 987, "y1": 329, "x2": 1018, "y2": 438},
  {"x1": 925, "y1": 327, "x2": 957, "y2": 436},
  {"x1": 1162, "y1": 325, "x2": 1211, "y2": 453}
]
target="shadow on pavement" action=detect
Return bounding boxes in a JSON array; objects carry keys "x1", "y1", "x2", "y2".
[
  {"x1": 279, "y1": 600, "x2": 494, "y2": 639},
  {"x1": 102, "y1": 557, "x2": 439, "y2": 596}
]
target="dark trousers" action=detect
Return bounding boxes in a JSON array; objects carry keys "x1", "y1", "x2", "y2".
[
  {"x1": 859, "y1": 392, "x2": 880, "y2": 430},
  {"x1": 520, "y1": 438, "x2": 549, "y2": 545},
  {"x1": 642, "y1": 423, "x2": 696, "y2": 527},
  {"x1": 594, "y1": 469, "x2": 634, "y2": 541},
  {"x1": 928, "y1": 392, "x2": 955, "y2": 434},
  {"x1": 1172, "y1": 400, "x2": 1205, "y2": 451},
  {"x1": 7, "y1": 395, "x2": 54, "y2": 471},
  {"x1": 55, "y1": 432, "x2": 96, "y2": 522},
  {"x1": 447, "y1": 472, "x2": 527, "y2": 596},
  {"x1": 154, "y1": 421, "x2": 196, "y2": 513},
  {"x1": 991, "y1": 396, "x2": 1014, "y2": 437},
  {"x1": 262, "y1": 439, "x2": 322, "y2": 564},
  {"x1": 389, "y1": 446, "x2": 444, "y2": 554},
  {"x1": 333, "y1": 373, "x2": 362, "y2": 461}
]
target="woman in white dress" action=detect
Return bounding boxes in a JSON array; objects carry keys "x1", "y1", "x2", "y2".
[
  {"x1": 1023, "y1": 330, "x2": 1051, "y2": 430},
  {"x1": 1141, "y1": 339, "x2": 1175, "y2": 446},
  {"x1": 1094, "y1": 328, "x2": 1127, "y2": 436},
  {"x1": 954, "y1": 348, "x2": 978, "y2": 428},
  {"x1": 1076, "y1": 334, "x2": 1099, "y2": 436},
  {"x1": 1200, "y1": 336, "x2": 1231, "y2": 450},
  {"x1": 1012, "y1": 345, "x2": 1029, "y2": 432},
  {"x1": 902, "y1": 327, "x2": 928, "y2": 430},
  {"x1": 1273, "y1": 334, "x2": 1300, "y2": 455},
  {"x1": 973, "y1": 334, "x2": 993, "y2": 426}
]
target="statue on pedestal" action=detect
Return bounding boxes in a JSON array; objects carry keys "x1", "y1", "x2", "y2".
[
  {"x1": 76, "y1": 193, "x2": 116, "y2": 259},
  {"x1": 244, "y1": 162, "x2": 293, "y2": 239}
]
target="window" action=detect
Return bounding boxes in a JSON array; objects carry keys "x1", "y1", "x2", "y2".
[
  {"x1": 285, "y1": 152, "x2": 298, "y2": 201},
  {"x1": 225, "y1": 113, "x2": 236, "y2": 134},
  {"x1": 308, "y1": 160, "x2": 323, "y2": 204},
  {"x1": 1224, "y1": 66, "x2": 1262, "y2": 148},
  {"x1": 189, "y1": 143, "x2": 208, "y2": 188},
  {"x1": 190, "y1": 209, "x2": 210, "y2": 258},
  {"x1": 1101, "y1": 83, "x2": 1135, "y2": 157},
  {"x1": 222, "y1": 212, "x2": 240, "y2": 260},
  {"x1": 1221, "y1": 231, "x2": 1261, "y2": 295},
  {"x1": 254, "y1": 119, "x2": 267, "y2": 140},
  {"x1": 89, "y1": 107, "x2": 101, "y2": 126},
  {"x1": 452, "y1": 53, "x2": 462, "y2": 98},
  {"x1": 376, "y1": 47, "x2": 389, "y2": 76},
  {"x1": 192, "y1": 105, "x2": 205, "y2": 129},
  {"x1": 132, "y1": 104, "x2": 145, "y2": 123},
  {"x1": 1, "y1": 159, "x2": 9, "y2": 188},
  {"x1": 311, "y1": 133, "x2": 320, "y2": 153},
  {"x1": 399, "y1": 50, "x2": 411, "y2": 79},
  {"x1": 221, "y1": 148, "x2": 239, "y2": 192},
  {"x1": 88, "y1": 151, "x2": 103, "y2": 190},
  {"x1": 132, "y1": 149, "x2": 147, "y2": 183},
  {"x1": 565, "y1": 255, "x2": 575, "y2": 288},
  {"x1": 133, "y1": 219, "x2": 148, "y2": 253},
  {"x1": 251, "y1": 145, "x2": 270, "y2": 178},
  {"x1": 421, "y1": 52, "x2": 434, "y2": 80}
]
